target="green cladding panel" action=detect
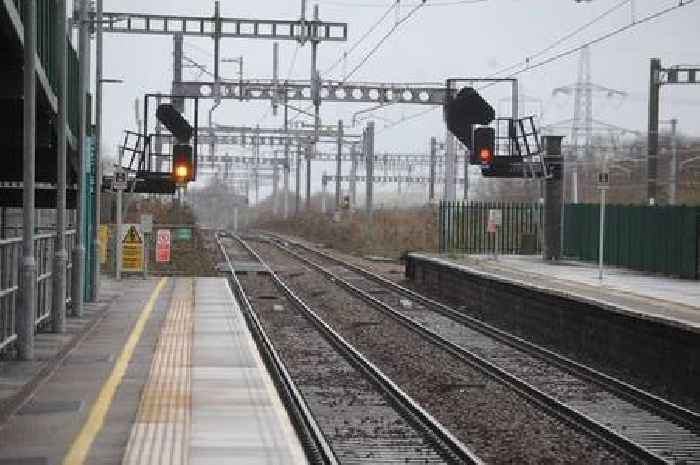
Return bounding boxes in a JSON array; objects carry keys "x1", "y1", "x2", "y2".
[{"x1": 563, "y1": 204, "x2": 699, "y2": 280}]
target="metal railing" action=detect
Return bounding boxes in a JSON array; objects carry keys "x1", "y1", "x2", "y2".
[
  {"x1": 439, "y1": 201, "x2": 543, "y2": 255},
  {"x1": 0, "y1": 230, "x2": 75, "y2": 352}
]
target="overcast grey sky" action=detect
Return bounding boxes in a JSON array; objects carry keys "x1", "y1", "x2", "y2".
[{"x1": 83, "y1": 0, "x2": 700, "y2": 192}]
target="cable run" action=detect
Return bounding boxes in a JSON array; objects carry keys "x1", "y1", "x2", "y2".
[
  {"x1": 341, "y1": 0, "x2": 427, "y2": 82},
  {"x1": 502, "y1": 0, "x2": 697, "y2": 79},
  {"x1": 318, "y1": 0, "x2": 486, "y2": 7},
  {"x1": 486, "y1": 0, "x2": 631, "y2": 79},
  {"x1": 322, "y1": 1, "x2": 398, "y2": 76},
  {"x1": 375, "y1": 106, "x2": 439, "y2": 134}
]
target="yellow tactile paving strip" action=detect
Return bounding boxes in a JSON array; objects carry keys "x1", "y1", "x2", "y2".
[{"x1": 122, "y1": 278, "x2": 193, "y2": 465}]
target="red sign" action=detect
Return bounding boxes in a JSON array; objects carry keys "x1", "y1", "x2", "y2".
[{"x1": 156, "y1": 229, "x2": 171, "y2": 263}]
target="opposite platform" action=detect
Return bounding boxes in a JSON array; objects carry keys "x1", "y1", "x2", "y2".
[
  {"x1": 409, "y1": 253, "x2": 700, "y2": 331},
  {"x1": 406, "y1": 253, "x2": 700, "y2": 404}
]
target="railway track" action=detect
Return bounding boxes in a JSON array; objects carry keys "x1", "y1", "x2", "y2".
[
  {"x1": 217, "y1": 233, "x2": 481, "y2": 465},
  {"x1": 263, "y1": 233, "x2": 700, "y2": 465}
]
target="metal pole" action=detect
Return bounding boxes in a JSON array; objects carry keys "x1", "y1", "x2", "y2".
[
  {"x1": 335, "y1": 119, "x2": 343, "y2": 210},
  {"x1": 19, "y1": 0, "x2": 37, "y2": 360},
  {"x1": 173, "y1": 33, "x2": 184, "y2": 113},
  {"x1": 670, "y1": 118, "x2": 678, "y2": 206},
  {"x1": 365, "y1": 122, "x2": 375, "y2": 222},
  {"x1": 91, "y1": 0, "x2": 104, "y2": 302},
  {"x1": 444, "y1": 80, "x2": 456, "y2": 202},
  {"x1": 233, "y1": 206, "x2": 239, "y2": 231},
  {"x1": 116, "y1": 188, "x2": 122, "y2": 280},
  {"x1": 598, "y1": 187, "x2": 606, "y2": 280},
  {"x1": 647, "y1": 58, "x2": 661, "y2": 206},
  {"x1": 444, "y1": 132, "x2": 456, "y2": 201},
  {"x1": 511, "y1": 78, "x2": 518, "y2": 122},
  {"x1": 273, "y1": 42, "x2": 279, "y2": 116},
  {"x1": 429, "y1": 136, "x2": 436, "y2": 203},
  {"x1": 254, "y1": 127, "x2": 259, "y2": 204},
  {"x1": 295, "y1": 145, "x2": 301, "y2": 214},
  {"x1": 321, "y1": 173, "x2": 327, "y2": 213},
  {"x1": 72, "y1": 0, "x2": 89, "y2": 317},
  {"x1": 350, "y1": 142, "x2": 357, "y2": 208},
  {"x1": 272, "y1": 163, "x2": 279, "y2": 215},
  {"x1": 213, "y1": 1, "x2": 221, "y2": 85},
  {"x1": 311, "y1": 5, "x2": 320, "y2": 143},
  {"x1": 53, "y1": 0, "x2": 68, "y2": 334},
  {"x1": 143, "y1": 232, "x2": 148, "y2": 279},
  {"x1": 283, "y1": 92, "x2": 290, "y2": 218},
  {"x1": 306, "y1": 145, "x2": 312, "y2": 210}
]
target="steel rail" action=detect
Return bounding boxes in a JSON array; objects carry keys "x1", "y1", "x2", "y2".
[
  {"x1": 215, "y1": 233, "x2": 338, "y2": 465},
  {"x1": 270, "y1": 235, "x2": 700, "y2": 433},
  {"x1": 229, "y1": 233, "x2": 483, "y2": 465},
  {"x1": 263, "y1": 235, "x2": 671, "y2": 464}
]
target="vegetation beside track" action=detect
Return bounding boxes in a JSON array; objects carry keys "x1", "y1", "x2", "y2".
[{"x1": 252, "y1": 204, "x2": 439, "y2": 258}]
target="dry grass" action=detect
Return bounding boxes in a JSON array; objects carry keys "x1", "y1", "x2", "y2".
[{"x1": 254, "y1": 205, "x2": 439, "y2": 258}]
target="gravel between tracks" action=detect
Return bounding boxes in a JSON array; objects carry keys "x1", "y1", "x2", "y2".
[
  {"x1": 233, "y1": 247, "x2": 453, "y2": 464},
  {"x1": 273, "y1": 234, "x2": 700, "y2": 415},
  {"x1": 248, "y1": 239, "x2": 631, "y2": 465}
]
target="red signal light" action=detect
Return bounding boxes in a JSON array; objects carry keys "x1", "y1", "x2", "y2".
[{"x1": 479, "y1": 148, "x2": 492, "y2": 162}]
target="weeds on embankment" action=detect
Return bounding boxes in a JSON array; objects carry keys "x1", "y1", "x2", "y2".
[{"x1": 253, "y1": 206, "x2": 439, "y2": 258}]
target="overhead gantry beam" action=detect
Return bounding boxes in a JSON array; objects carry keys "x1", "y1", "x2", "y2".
[
  {"x1": 172, "y1": 79, "x2": 447, "y2": 105},
  {"x1": 323, "y1": 175, "x2": 465, "y2": 184},
  {"x1": 198, "y1": 153, "x2": 455, "y2": 164},
  {"x1": 95, "y1": 11, "x2": 347, "y2": 41}
]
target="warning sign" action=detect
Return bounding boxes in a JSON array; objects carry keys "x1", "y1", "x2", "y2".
[
  {"x1": 98, "y1": 225, "x2": 109, "y2": 265},
  {"x1": 487, "y1": 209, "x2": 502, "y2": 233},
  {"x1": 121, "y1": 224, "x2": 144, "y2": 272},
  {"x1": 156, "y1": 229, "x2": 171, "y2": 263}
]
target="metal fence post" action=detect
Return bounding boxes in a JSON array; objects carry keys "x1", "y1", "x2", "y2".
[
  {"x1": 19, "y1": 0, "x2": 37, "y2": 360},
  {"x1": 72, "y1": 0, "x2": 90, "y2": 317},
  {"x1": 52, "y1": 0, "x2": 68, "y2": 334}
]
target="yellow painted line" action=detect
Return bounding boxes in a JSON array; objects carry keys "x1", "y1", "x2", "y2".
[{"x1": 62, "y1": 278, "x2": 169, "y2": 465}]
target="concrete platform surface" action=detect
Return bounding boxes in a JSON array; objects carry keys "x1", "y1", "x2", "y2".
[
  {"x1": 0, "y1": 276, "x2": 308, "y2": 464},
  {"x1": 415, "y1": 253, "x2": 700, "y2": 331},
  {"x1": 0, "y1": 277, "x2": 169, "y2": 465}
]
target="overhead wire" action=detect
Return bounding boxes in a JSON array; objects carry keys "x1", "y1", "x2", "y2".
[
  {"x1": 288, "y1": 1, "x2": 399, "y2": 124},
  {"x1": 342, "y1": 0, "x2": 427, "y2": 82},
  {"x1": 500, "y1": 0, "x2": 697, "y2": 79},
  {"x1": 318, "y1": 0, "x2": 486, "y2": 7},
  {"x1": 322, "y1": 1, "x2": 398, "y2": 76},
  {"x1": 486, "y1": 0, "x2": 631, "y2": 79},
  {"x1": 377, "y1": 0, "x2": 697, "y2": 132},
  {"x1": 291, "y1": 0, "x2": 428, "y2": 124},
  {"x1": 257, "y1": 43, "x2": 303, "y2": 125}
]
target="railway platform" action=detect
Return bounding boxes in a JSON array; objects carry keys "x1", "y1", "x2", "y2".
[
  {"x1": 407, "y1": 253, "x2": 700, "y2": 331},
  {"x1": 405, "y1": 252, "x2": 700, "y2": 408},
  {"x1": 0, "y1": 276, "x2": 307, "y2": 465}
]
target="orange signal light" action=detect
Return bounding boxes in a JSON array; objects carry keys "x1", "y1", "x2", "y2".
[
  {"x1": 479, "y1": 148, "x2": 492, "y2": 162},
  {"x1": 175, "y1": 165, "x2": 188, "y2": 178}
]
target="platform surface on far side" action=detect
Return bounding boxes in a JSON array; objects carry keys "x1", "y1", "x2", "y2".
[
  {"x1": 122, "y1": 277, "x2": 308, "y2": 465},
  {"x1": 190, "y1": 278, "x2": 307, "y2": 465},
  {"x1": 412, "y1": 253, "x2": 700, "y2": 332}
]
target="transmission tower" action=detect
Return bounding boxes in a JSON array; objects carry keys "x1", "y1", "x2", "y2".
[{"x1": 552, "y1": 45, "x2": 626, "y2": 203}]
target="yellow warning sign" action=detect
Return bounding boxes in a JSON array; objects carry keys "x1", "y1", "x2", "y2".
[
  {"x1": 121, "y1": 224, "x2": 144, "y2": 272},
  {"x1": 122, "y1": 225, "x2": 143, "y2": 244},
  {"x1": 98, "y1": 225, "x2": 109, "y2": 265}
]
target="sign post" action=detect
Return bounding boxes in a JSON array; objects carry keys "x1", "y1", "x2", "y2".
[
  {"x1": 597, "y1": 172, "x2": 609, "y2": 280},
  {"x1": 156, "y1": 229, "x2": 171, "y2": 263},
  {"x1": 113, "y1": 168, "x2": 127, "y2": 280},
  {"x1": 488, "y1": 209, "x2": 502, "y2": 260},
  {"x1": 141, "y1": 214, "x2": 153, "y2": 279}
]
